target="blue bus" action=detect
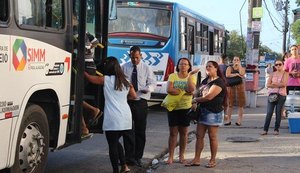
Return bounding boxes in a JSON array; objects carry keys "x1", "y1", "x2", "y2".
[{"x1": 108, "y1": 0, "x2": 226, "y2": 100}]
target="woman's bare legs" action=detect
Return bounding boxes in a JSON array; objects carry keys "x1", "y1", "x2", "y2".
[
  {"x1": 188, "y1": 124, "x2": 207, "y2": 165},
  {"x1": 166, "y1": 126, "x2": 179, "y2": 164},
  {"x1": 236, "y1": 107, "x2": 244, "y2": 125},
  {"x1": 81, "y1": 116, "x2": 89, "y2": 135},
  {"x1": 82, "y1": 101, "x2": 100, "y2": 117},
  {"x1": 207, "y1": 126, "x2": 219, "y2": 164},
  {"x1": 226, "y1": 106, "x2": 233, "y2": 123},
  {"x1": 178, "y1": 126, "x2": 188, "y2": 163}
]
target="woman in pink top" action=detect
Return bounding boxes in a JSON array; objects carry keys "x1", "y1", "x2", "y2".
[
  {"x1": 284, "y1": 45, "x2": 300, "y2": 94},
  {"x1": 261, "y1": 59, "x2": 288, "y2": 135}
]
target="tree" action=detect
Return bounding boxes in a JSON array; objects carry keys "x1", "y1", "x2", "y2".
[
  {"x1": 291, "y1": 19, "x2": 300, "y2": 44},
  {"x1": 296, "y1": 0, "x2": 300, "y2": 6},
  {"x1": 259, "y1": 44, "x2": 272, "y2": 56},
  {"x1": 226, "y1": 30, "x2": 246, "y2": 60}
]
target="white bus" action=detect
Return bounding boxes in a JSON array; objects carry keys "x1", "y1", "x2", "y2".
[{"x1": 0, "y1": 0, "x2": 116, "y2": 172}]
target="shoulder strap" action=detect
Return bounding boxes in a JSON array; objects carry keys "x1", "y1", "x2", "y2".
[{"x1": 276, "y1": 72, "x2": 285, "y2": 93}]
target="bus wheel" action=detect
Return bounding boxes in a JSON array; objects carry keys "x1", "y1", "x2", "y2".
[{"x1": 10, "y1": 104, "x2": 49, "y2": 173}]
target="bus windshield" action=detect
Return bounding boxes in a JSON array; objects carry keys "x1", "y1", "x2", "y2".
[{"x1": 109, "y1": 7, "x2": 171, "y2": 37}]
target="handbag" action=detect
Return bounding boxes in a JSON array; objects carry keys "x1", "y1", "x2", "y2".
[
  {"x1": 161, "y1": 90, "x2": 185, "y2": 111},
  {"x1": 186, "y1": 105, "x2": 202, "y2": 124},
  {"x1": 227, "y1": 76, "x2": 243, "y2": 86},
  {"x1": 267, "y1": 72, "x2": 285, "y2": 103},
  {"x1": 268, "y1": 93, "x2": 279, "y2": 103}
]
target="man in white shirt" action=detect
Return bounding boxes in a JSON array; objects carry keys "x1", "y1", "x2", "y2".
[{"x1": 122, "y1": 46, "x2": 156, "y2": 167}]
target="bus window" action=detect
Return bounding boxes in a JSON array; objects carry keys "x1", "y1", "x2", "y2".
[
  {"x1": 180, "y1": 16, "x2": 187, "y2": 51},
  {"x1": 201, "y1": 24, "x2": 208, "y2": 52},
  {"x1": 16, "y1": 0, "x2": 64, "y2": 29},
  {"x1": 0, "y1": 0, "x2": 8, "y2": 22},
  {"x1": 109, "y1": 0, "x2": 117, "y2": 20},
  {"x1": 220, "y1": 31, "x2": 224, "y2": 53},
  {"x1": 108, "y1": 7, "x2": 171, "y2": 37},
  {"x1": 195, "y1": 22, "x2": 201, "y2": 52},
  {"x1": 214, "y1": 29, "x2": 219, "y2": 53}
]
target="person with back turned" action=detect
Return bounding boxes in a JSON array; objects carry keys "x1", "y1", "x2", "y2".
[{"x1": 122, "y1": 46, "x2": 156, "y2": 167}]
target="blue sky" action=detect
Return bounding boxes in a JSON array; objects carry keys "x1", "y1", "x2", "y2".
[{"x1": 170, "y1": 0, "x2": 298, "y2": 53}]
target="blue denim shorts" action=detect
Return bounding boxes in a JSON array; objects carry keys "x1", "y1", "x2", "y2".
[{"x1": 198, "y1": 107, "x2": 224, "y2": 126}]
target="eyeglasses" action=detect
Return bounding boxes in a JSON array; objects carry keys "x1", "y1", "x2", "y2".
[
  {"x1": 275, "y1": 63, "x2": 282, "y2": 67},
  {"x1": 179, "y1": 63, "x2": 189, "y2": 66}
]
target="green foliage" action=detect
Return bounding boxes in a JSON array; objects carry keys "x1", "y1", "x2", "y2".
[
  {"x1": 291, "y1": 20, "x2": 300, "y2": 44},
  {"x1": 297, "y1": 0, "x2": 300, "y2": 6},
  {"x1": 259, "y1": 44, "x2": 281, "y2": 60},
  {"x1": 259, "y1": 44, "x2": 272, "y2": 56},
  {"x1": 226, "y1": 30, "x2": 280, "y2": 61},
  {"x1": 226, "y1": 30, "x2": 246, "y2": 60}
]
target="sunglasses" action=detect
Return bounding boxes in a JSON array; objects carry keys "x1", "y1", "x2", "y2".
[{"x1": 275, "y1": 63, "x2": 282, "y2": 66}]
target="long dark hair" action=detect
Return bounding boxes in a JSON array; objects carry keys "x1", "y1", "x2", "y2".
[
  {"x1": 205, "y1": 60, "x2": 228, "y2": 108},
  {"x1": 103, "y1": 56, "x2": 130, "y2": 91}
]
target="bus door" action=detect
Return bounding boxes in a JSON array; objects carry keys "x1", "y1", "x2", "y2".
[{"x1": 68, "y1": 0, "x2": 116, "y2": 143}]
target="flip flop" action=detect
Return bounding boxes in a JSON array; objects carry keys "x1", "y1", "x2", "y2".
[
  {"x1": 81, "y1": 133, "x2": 93, "y2": 139},
  {"x1": 260, "y1": 131, "x2": 268, "y2": 136},
  {"x1": 205, "y1": 161, "x2": 216, "y2": 168},
  {"x1": 235, "y1": 122, "x2": 241, "y2": 126},
  {"x1": 120, "y1": 167, "x2": 130, "y2": 173},
  {"x1": 184, "y1": 163, "x2": 200, "y2": 167}
]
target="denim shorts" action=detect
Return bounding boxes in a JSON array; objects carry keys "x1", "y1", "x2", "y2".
[{"x1": 198, "y1": 107, "x2": 224, "y2": 126}]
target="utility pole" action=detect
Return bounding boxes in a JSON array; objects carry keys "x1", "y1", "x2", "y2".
[
  {"x1": 283, "y1": 0, "x2": 290, "y2": 54},
  {"x1": 245, "y1": 0, "x2": 262, "y2": 108}
]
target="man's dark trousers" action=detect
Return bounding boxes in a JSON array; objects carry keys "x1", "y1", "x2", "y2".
[{"x1": 124, "y1": 99, "x2": 148, "y2": 163}]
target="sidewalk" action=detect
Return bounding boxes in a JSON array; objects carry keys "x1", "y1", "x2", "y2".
[{"x1": 150, "y1": 88, "x2": 300, "y2": 173}]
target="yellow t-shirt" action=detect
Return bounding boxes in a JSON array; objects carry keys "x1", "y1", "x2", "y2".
[{"x1": 168, "y1": 73, "x2": 197, "y2": 110}]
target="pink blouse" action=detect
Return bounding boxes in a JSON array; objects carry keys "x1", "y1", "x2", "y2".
[{"x1": 268, "y1": 72, "x2": 287, "y2": 96}]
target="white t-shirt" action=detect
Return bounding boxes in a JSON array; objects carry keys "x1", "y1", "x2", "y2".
[{"x1": 103, "y1": 76, "x2": 132, "y2": 131}]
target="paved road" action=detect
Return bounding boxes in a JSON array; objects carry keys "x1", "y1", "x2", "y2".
[
  {"x1": 153, "y1": 89, "x2": 300, "y2": 173},
  {"x1": 45, "y1": 104, "x2": 171, "y2": 173},
  {"x1": 45, "y1": 91, "x2": 300, "y2": 173}
]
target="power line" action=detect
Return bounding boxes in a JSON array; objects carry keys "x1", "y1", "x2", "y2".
[
  {"x1": 263, "y1": 0, "x2": 283, "y2": 32},
  {"x1": 239, "y1": 0, "x2": 247, "y2": 37}
]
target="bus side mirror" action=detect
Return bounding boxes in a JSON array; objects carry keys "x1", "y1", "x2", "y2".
[{"x1": 109, "y1": 0, "x2": 117, "y2": 20}]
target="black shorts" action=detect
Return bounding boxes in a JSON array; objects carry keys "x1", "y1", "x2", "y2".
[{"x1": 167, "y1": 109, "x2": 190, "y2": 127}]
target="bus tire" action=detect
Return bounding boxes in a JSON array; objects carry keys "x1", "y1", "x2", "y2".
[{"x1": 10, "y1": 104, "x2": 49, "y2": 173}]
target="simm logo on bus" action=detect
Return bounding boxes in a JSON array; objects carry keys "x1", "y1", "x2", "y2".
[{"x1": 12, "y1": 39, "x2": 46, "y2": 71}]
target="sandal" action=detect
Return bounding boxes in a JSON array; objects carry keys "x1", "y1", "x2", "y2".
[
  {"x1": 235, "y1": 122, "x2": 241, "y2": 126},
  {"x1": 260, "y1": 131, "x2": 268, "y2": 136},
  {"x1": 120, "y1": 165, "x2": 130, "y2": 173},
  {"x1": 205, "y1": 161, "x2": 216, "y2": 168},
  {"x1": 184, "y1": 162, "x2": 200, "y2": 167},
  {"x1": 273, "y1": 130, "x2": 279, "y2": 135},
  {"x1": 224, "y1": 122, "x2": 231, "y2": 126}
]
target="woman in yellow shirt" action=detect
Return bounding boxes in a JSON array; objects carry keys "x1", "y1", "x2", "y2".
[{"x1": 165, "y1": 57, "x2": 197, "y2": 164}]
